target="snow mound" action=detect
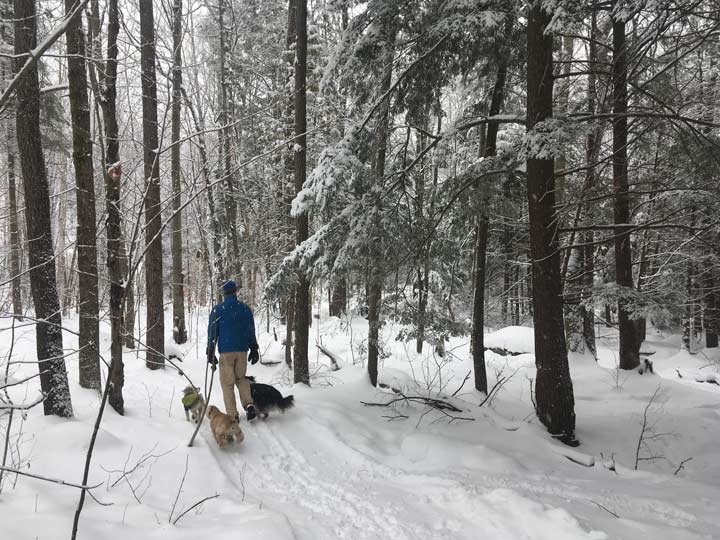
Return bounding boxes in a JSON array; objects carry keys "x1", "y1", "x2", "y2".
[{"x1": 484, "y1": 326, "x2": 535, "y2": 354}]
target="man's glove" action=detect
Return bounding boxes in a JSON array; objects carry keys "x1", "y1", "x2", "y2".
[
  {"x1": 248, "y1": 344, "x2": 259, "y2": 365},
  {"x1": 206, "y1": 344, "x2": 217, "y2": 366}
]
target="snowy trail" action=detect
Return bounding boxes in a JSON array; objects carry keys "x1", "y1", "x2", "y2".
[
  {"x1": 204, "y1": 389, "x2": 611, "y2": 540},
  {"x1": 211, "y1": 412, "x2": 434, "y2": 540},
  {"x1": 200, "y1": 374, "x2": 718, "y2": 540}
]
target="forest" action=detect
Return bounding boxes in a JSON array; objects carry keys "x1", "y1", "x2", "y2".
[{"x1": 1, "y1": 1, "x2": 719, "y2": 539}]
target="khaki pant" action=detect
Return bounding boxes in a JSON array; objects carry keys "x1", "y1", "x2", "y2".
[{"x1": 218, "y1": 351, "x2": 253, "y2": 419}]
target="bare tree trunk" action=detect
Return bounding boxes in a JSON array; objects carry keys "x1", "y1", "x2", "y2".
[
  {"x1": 329, "y1": 279, "x2": 346, "y2": 317},
  {"x1": 683, "y1": 261, "x2": 693, "y2": 351},
  {"x1": 557, "y1": 35, "x2": 585, "y2": 355},
  {"x1": 65, "y1": 0, "x2": 101, "y2": 390},
  {"x1": 140, "y1": 0, "x2": 165, "y2": 369},
  {"x1": 527, "y1": 3, "x2": 575, "y2": 444},
  {"x1": 292, "y1": 0, "x2": 310, "y2": 385},
  {"x1": 513, "y1": 262, "x2": 520, "y2": 325},
  {"x1": 612, "y1": 6, "x2": 640, "y2": 370},
  {"x1": 95, "y1": 0, "x2": 124, "y2": 413},
  {"x1": 580, "y1": 12, "x2": 600, "y2": 359},
  {"x1": 218, "y1": 0, "x2": 240, "y2": 279},
  {"x1": 706, "y1": 261, "x2": 719, "y2": 348},
  {"x1": 582, "y1": 238, "x2": 596, "y2": 357},
  {"x1": 171, "y1": 0, "x2": 187, "y2": 344},
  {"x1": 56, "y1": 162, "x2": 68, "y2": 315},
  {"x1": 415, "y1": 126, "x2": 428, "y2": 354},
  {"x1": 7, "y1": 122, "x2": 21, "y2": 319},
  {"x1": 120, "y1": 237, "x2": 136, "y2": 348},
  {"x1": 471, "y1": 50, "x2": 507, "y2": 393},
  {"x1": 1, "y1": 0, "x2": 20, "y2": 321},
  {"x1": 367, "y1": 27, "x2": 395, "y2": 387},
  {"x1": 14, "y1": 0, "x2": 73, "y2": 417},
  {"x1": 471, "y1": 217, "x2": 489, "y2": 392},
  {"x1": 285, "y1": 294, "x2": 294, "y2": 368},
  {"x1": 281, "y1": 0, "x2": 296, "y2": 370}
]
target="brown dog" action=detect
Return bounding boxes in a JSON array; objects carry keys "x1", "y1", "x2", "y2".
[{"x1": 206, "y1": 405, "x2": 244, "y2": 448}]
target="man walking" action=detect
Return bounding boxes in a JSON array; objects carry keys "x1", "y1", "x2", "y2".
[{"x1": 207, "y1": 280, "x2": 260, "y2": 421}]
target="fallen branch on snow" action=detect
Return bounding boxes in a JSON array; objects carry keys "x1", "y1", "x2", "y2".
[
  {"x1": 591, "y1": 501, "x2": 619, "y2": 518},
  {"x1": 0, "y1": 466, "x2": 102, "y2": 490},
  {"x1": 172, "y1": 493, "x2": 220, "y2": 525},
  {"x1": 362, "y1": 392, "x2": 473, "y2": 422},
  {"x1": 484, "y1": 346, "x2": 524, "y2": 357},
  {"x1": 674, "y1": 457, "x2": 693, "y2": 475},
  {"x1": 361, "y1": 392, "x2": 463, "y2": 413},
  {"x1": 316, "y1": 340, "x2": 341, "y2": 371}
]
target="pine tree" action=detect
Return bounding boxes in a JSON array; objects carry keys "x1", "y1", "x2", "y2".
[
  {"x1": 612, "y1": 2, "x2": 640, "y2": 370},
  {"x1": 526, "y1": 1, "x2": 575, "y2": 444}
]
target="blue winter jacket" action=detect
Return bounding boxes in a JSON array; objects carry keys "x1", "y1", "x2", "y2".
[{"x1": 207, "y1": 295, "x2": 258, "y2": 353}]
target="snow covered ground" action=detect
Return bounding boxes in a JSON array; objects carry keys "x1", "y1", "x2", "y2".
[{"x1": 1, "y1": 305, "x2": 719, "y2": 540}]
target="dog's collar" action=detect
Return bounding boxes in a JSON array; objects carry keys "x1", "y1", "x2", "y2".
[{"x1": 182, "y1": 392, "x2": 200, "y2": 410}]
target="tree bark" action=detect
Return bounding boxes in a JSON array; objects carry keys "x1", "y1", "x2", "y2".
[
  {"x1": 65, "y1": 0, "x2": 101, "y2": 390},
  {"x1": 367, "y1": 27, "x2": 395, "y2": 387},
  {"x1": 471, "y1": 217, "x2": 489, "y2": 393},
  {"x1": 706, "y1": 261, "x2": 719, "y2": 348},
  {"x1": 96, "y1": 0, "x2": 124, "y2": 413},
  {"x1": 218, "y1": 0, "x2": 240, "y2": 279},
  {"x1": 415, "y1": 126, "x2": 428, "y2": 354},
  {"x1": 1, "y1": 0, "x2": 20, "y2": 321},
  {"x1": 683, "y1": 261, "x2": 693, "y2": 351},
  {"x1": 6, "y1": 132, "x2": 23, "y2": 321},
  {"x1": 7, "y1": 123, "x2": 22, "y2": 320},
  {"x1": 526, "y1": 3, "x2": 575, "y2": 444},
  {"x1": 56, "y1": 164, "x2": 67, "y2": 315},
  {"x1": 171, "y1": 0, "x2": 187, "y2": 344},
  {"x1": 612, "y1": 7, "x2": 640, "y2": 370},
  {"x1": 14, "y1": 0, "x2": 73, "y2": 417},
  {"x1": 139, "y1": 0, "x2": 165, "y2": 369},
  {"x1": 329, "y1": 279, "x2": 347, "y2": 317},
  {"x1": 292, "y1": 0, "x2": 310, "y2": 385},
  {"x1": 471, "y1": 51, "x2": 507, "y2": 393},
  {"x1": 120, "y1": 237, "x2": 136, "y2": 349}
]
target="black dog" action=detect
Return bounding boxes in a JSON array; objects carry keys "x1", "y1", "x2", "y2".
[{"x1": 246, "y1": 376, "x2": 294, "y2": 418}]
